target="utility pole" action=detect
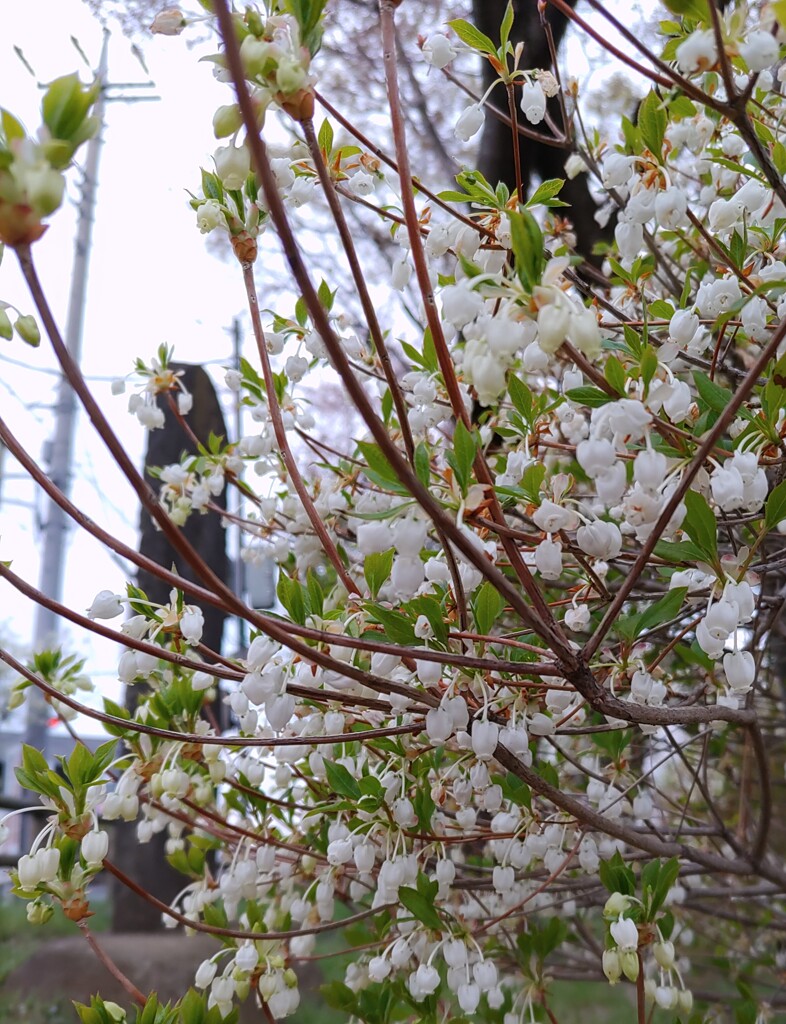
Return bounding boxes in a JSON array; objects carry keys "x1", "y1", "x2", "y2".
[{"x1": 24, "y1": 34, "x2": 157, "y2": 761}]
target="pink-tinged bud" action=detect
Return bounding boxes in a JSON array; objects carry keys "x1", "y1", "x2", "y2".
[{"x1": 151, "y1": 8, "x2": 186, "y2": 35}]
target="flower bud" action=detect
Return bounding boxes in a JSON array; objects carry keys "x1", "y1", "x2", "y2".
[
  {"x1": 212, "y1": 104, "x2": 243, "y2": 138},
  {"x1": 27, "y1": 899, "x2": 54, "y2": 925},
  {"x1": 653, "y1": 939, "x2": 675, "y2": 969},
  {"x1": 723, "y1": 649, "x2": 755, "y2": 692},
  {"x1": 26, "y1": 165, "x2": 66, "y2": 216},
  {"x1": 0, "y1": 307, "x2": 12, "y2": 340},
  {"x1": 14, "y1": 315, "x2": 40, "y2": 347},
  {"x1": 603, "y1": 892, "x2": 632, "y2": 918},
  {"x1": 602, "y1": 948, "x2": 622, "y2": 985},
  {"x1": 620, "y1": 949, "x2": 639, "y2": 983}
]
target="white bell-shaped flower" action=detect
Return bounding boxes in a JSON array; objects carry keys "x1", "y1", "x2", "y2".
[
  {"x1": 723, "y1": 650, "x2": 755, "y2": 692},
  {"x1": 422, "y1": 33, "x2": 458, "y2": 68},
  {"x1": 633, "y1": 449, "x2": 667, "y2": 491},
  {"x1": 535, "y1": 537, "x2": 563, "y2": 579},
  {"x1": 711, "y1": 465, "x2": 745, "y2": 511},
  {"x1": 703, "y1": 599, "x2": 739, "y2": 640},
  {"x1": 577, "y1": 437, "x2": 616, "y2": 477},
  {"x1": 532, "y1": 499, "x2": 579, "y2": 533},
  {"x1": 454, "y1": 104, "x2": 485, "y2": 142},
  {"x1": 471, "y1": 720, "x2": 499, "y2": 761},
  {"x1": 520, "y1": 80, "x2": 547, "y2": 124}
]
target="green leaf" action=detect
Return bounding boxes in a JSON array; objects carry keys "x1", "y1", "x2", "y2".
[
  {"x1": 565, "y1": 386, "x2": 615, "y2": 408},
  {"x1": 276, "y1": 573, "x2": 306, "y2": 625},
  {"x1": 650, "y1": 856, "x2": 679, "y2": 916},
  {"x1": 604, "y1": 355, "x2": 626, "y2": 396},
  {"x1": 356, "y1": 441, "x2": 408, "y2": 493},
  {"x1": 364, "y1": 549, "x2": 394, "y2": 599},
  {"x1": 774, "y1": 140, "x2": 786, "y2": 177},
  {"x1": 765, "y1": 479, "x2": 786, "y2": 530},
  {"x1": 682, "y1": 490, "x2": 718, "y2": 561},
  {"x1": 497, "y1": 771, "x2": 532, "y2": 809},
  {"x1": 414, "y1": 442, "x2": 431, "y2": 488},
  {"x1": 640, "y1": 346, "x2": 658, "y2": 390},
  {"x1": 638, "y1": 587, "x2": 688, "y2": 634},
  {"x1": 599, "y1": 850, "x2": 636, "y2": 896},
  {"x1": 637, "y1": 89, "x2": 667, "y2": 159},
  {"x1": 499, "y1": 0, "x2": 515, "y2": 51},
  {"x1": 654, "y1": 539, "x2": 709, "y2": 564},
  {"x1": 399, "y1": 886, "x2": 443, "y2": 931},
  {"x1": 320, "y1": 982, "x2": 357, "y2": 1013},
  {"x1": 693, "y1": 370, "x2": 732, "y2": 413},
  {"x1": 525, "y1": 178, "x2": 566, "y2": 209},
  {"x1": 519, "y1": 462, "x2": 546, "y2": 503},
  {"x1": 472, "y1": 580, "x2": 505, "y2": 636},
  {"x1": 1, "y1": 109, "x2": 25, "y2": 144},
  {"x1": 507, "y1": 373, "x2": 533, "y2": 421},
  {"x1": 366, "y1": 603, "x2": 417, "y2": 645},
  {"x1": 413, "y1": 784, "x2": 436, "y2": 831},
  {"x1": 648, "y1": 299, "x2": 674, "y2": 320},
  {"x1": 306, "y1": 569, "x2": 324, "y2": 618},
  {"x1": 435, "y1": 189, "x2": 474, "y2": 204},
  {"x1": 407, "y1": 595, "x2": 449, "y2": 646},
  {"x1": 324, "y1": 760, "x2": 361, "y2": 800},
  {"x1": 317, "y1": 117, "x2": 333, "y2": 154},
  {"x1": 447, "y1": 419, "x2": 477, "y2": 493},
  {"x1": 508, "y1": 209, "x2": 544, "y2": 291},
  {"x1": 447, "y1": 18, "x2": 497, "y2": 54}
]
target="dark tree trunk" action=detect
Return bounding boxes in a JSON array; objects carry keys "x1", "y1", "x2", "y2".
[
  {"x1": 111, "y1": 363, "x2": 229, "y2": 932},
  {"x1": 472, "y1": 0, "x2": 610, "y2": 264}
]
